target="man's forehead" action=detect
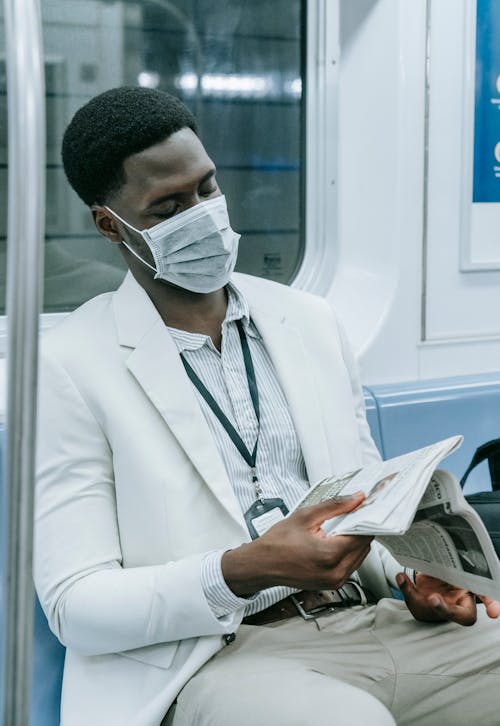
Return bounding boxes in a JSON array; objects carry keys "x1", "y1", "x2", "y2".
[
  {"x1": 120, "y1": 128, "x2": 214, "y2": 197},
  {"x1": 124, "y1": 130, "x2": 210, "y2": 176}
]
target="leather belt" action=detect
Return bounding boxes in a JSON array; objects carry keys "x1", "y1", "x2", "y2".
[{"x1": 242, "y1": 581, "x2": 373, "y2": 626}]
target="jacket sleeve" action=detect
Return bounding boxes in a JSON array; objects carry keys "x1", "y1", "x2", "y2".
[
  {"x1": 34, "y1": 346, "x2": 243, "y2": 657},
  {"x1": 334, "y1": 316, "x2": 404, "y2": 591},
  {"x1": 336, "y1": 319, "x2": 382, "y2": 467}
]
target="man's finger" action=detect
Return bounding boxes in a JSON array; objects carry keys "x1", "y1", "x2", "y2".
[
  {"x1": 427, "y1": 594, "x2": 454, "y2": 620},
  {"x1": 478, "y1": 595, "x2": 500, "y2": 619},
  {"x1": 429, "y1": 593, "x2": 455, "y2": 612},
  {"x1": 429, "y1": 593, "x2": 476, "y2": 626},
  {"x1": 295, "y1": 491, "x2": 366, "y2": 527},
  {"x1": 395, "y1": 571, "x2": 418, "y2": 598}
]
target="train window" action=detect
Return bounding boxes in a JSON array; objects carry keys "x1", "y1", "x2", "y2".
[{"x1": 0, "y1": 0, "x2": 305, "y2": 314}]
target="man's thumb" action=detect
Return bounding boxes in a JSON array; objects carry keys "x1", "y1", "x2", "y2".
[{"x1": 298, "y1": 491, "x2": 365, "y2": 526}]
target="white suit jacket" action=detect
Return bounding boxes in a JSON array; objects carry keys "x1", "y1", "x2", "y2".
[{"x1": 35, "y1": 272, "x2": 400, "y2": 726}]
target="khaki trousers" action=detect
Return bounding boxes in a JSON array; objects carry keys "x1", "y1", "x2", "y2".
[{"x1": 168, "y1": 598, "x2": 500, "y2": 726}]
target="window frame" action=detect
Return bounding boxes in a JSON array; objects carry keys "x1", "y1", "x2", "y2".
[{"x1": 293, "y1": 0, "x2": 339, "y2": 295}]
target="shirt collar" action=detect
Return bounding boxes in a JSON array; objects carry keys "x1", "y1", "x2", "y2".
[
  {"x1": 225, "y1": 282, "x2": 260, "y2": 339},
  {"x1": 224, "y1": 281, "x2": 249, "y2": 326},
  {"x1": 167, "y1": 327, "x2": 210, "y2": 353}
]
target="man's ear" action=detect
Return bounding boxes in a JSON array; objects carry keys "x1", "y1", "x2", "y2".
[{"x1": 92, "y1": 206, "x2": 122, "y2": 244}]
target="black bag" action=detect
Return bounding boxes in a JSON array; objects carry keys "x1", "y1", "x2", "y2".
[{"x1": 461, "y1": 438, "x2": 500, "y2": 557}]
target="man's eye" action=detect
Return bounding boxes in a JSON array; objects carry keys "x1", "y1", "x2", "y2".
[
  {"x1": 152, "y1": 204, "x2": 178, "y2": 219},
  {"x1": 200, "y1": 184, "x2": 218, "y2": 197}
]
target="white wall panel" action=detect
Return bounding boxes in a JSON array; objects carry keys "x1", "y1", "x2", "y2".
[{"x1": 327, "y1": 0, "x2": 426, "y2": 384}]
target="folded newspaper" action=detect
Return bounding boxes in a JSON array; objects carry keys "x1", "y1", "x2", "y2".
[{"x1": 295, "y1": 435, "x2": 500, "y2": 600}]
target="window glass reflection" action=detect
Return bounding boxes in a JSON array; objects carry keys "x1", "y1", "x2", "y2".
[{"x1": 0, "y1": 0, "x2": 304, "y2": 313}]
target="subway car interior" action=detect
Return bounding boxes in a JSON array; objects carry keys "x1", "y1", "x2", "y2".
[{"x1": 1, "y1": 0, "x2": 500, "y2": 723}]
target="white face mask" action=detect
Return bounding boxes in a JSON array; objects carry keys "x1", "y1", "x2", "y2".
[{"x1": 105, "y1": 195, "x2": 240, "y2": 294}]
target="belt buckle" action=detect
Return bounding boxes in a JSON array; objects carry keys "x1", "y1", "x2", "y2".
[
  {"x1": 291, "y1": 582, "x2": 367, "y2": 623},
  {"x1": 290, "y1": 590, "x2": 343, "y2": 622},
  {"x1": 290, "y1": 594, "x2": 320, "y2": 621}
]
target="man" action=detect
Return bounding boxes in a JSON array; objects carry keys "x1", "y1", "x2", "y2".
[{"x1": 35, "y1": 86, "x2": 500, "y2": 726}]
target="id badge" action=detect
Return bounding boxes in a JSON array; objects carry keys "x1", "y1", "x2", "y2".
[{"x1": 244, "y1": 498, "x2": 289, "y2": 539}]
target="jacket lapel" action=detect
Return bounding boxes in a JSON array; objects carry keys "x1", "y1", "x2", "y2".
[
  {"x1": 112, "y1": 272, "x2": 333, "y2": 526},
  {"x1": 239, "y1": 285, "x2": 333, "y2": 486},
  {"x1": 112, "y1": 274, "x2": 246, "y2": 530}
]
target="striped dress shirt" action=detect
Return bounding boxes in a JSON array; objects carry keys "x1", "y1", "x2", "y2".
[{"x1": 167, "y1": 282, "x2": 310, "y2": 617}]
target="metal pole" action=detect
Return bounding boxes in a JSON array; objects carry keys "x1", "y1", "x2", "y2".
[{"x1": 2, "y1": 0, "x2": 46, "y2": 722}]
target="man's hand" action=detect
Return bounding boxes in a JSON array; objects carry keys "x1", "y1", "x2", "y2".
[
  {"x1": 396, "y1": 571, "x2": 500, "y2": 626},
  {"x1": 222, "y1": 492, "x2": 373, "y2": 597}
]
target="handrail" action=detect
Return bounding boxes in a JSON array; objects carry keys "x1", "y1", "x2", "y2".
[{"x1": 2, "y1": 0, "x2": 46, "y2": 723}]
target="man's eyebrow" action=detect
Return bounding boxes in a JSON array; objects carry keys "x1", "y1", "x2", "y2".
[{"x1": 144, "y1": 169, "x2": 216, "y2": 211}]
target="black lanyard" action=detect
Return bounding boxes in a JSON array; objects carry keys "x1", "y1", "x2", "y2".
[{"x1": 180, "y1": 319, "x2": 262, "y2": 487}]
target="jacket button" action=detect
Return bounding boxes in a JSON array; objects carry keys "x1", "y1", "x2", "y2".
[{"x1": 223, "y1": 632, "x2": 236, "y2": 645}]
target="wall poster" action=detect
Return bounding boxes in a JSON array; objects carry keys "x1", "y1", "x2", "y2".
[
  {"x1": 460, "y1": 0, "x2": 500, "y2": 269},
  {"x1": 473, "y1": 0, "x2": 500, "y2": 203}
]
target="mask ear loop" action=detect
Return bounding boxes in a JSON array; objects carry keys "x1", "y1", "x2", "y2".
[
  {"x1": 119, "y1": 238, "x2": 158, "y2": 274},
  {"x1": 104, "y1": 205, "x2": 158, "y2": 274}
]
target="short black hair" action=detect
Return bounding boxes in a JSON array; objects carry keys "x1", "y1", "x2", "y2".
[{"x1": 62, "y1": 86, "x2": 198, "y2": 206}]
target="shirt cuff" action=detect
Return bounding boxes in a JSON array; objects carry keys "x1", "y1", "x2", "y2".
[{"x1": 201, "y1": 550, "x2": 260, "y2": 619}]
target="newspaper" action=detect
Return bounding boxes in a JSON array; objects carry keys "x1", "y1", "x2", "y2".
[{"x1": 294, "y1": 435, "x2": 500, "y2": 599}]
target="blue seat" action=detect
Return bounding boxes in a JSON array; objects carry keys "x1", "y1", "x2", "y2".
[
  {"x1": 30, "y1": 598, "x2": 65, "y2": 726},
  {"x1": 367, "y1": 373, "x2": 500, "y2": 494},
  {"x1": 0, "y1": 426, "x2": 65, "y2": 726}
]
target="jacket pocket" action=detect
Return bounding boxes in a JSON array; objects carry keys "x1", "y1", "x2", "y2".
[{"x1": 118, "y1": 641, "x2": 180, "y2": 669}]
